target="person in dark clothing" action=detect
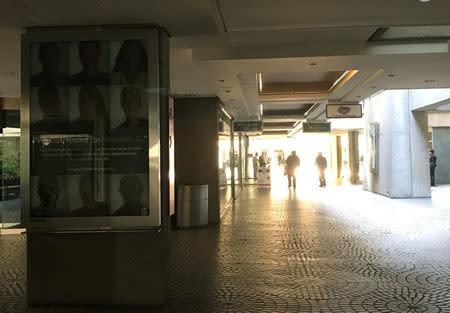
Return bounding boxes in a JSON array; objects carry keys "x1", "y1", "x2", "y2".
[
  {"x1": 31, "y1": 42, "x2": 69, "y2": 86},
  {"x1": 253, "y1": 153, "x2": 259, "y2": 179},
  {"x1": 109, "y1": 86, "x2": 148, "y2": 172},
  {"x1": 69, "y1": 41, "x2": 110, "y2": 85},
  {"x1": 114, "y1": 175, "x2": 147, "y2": 216},
  {"x1": 70, "y1": 86, "x2": 107, "y2": 136},
  {"x1": 315, "y1": 152, "x2": 328, "y2": 187},
  {"x1": 258, "y1": 152, "x2": 267, "y2": 167},
  {"x1": 31, "y1": 86, "x2": 68, "y2": 134},
  {"x1": 71, "y1": 173, "x2": 110, "y2": 216},
  {"x1": 31, "y1": 176, "x2": 60, "y2": 217},
  {"x1": 285, "y1": 151, "x2": 300, "y2": 189},
  {"x1": 430, "y1": 149, "x2": 437, "y2": 187}
]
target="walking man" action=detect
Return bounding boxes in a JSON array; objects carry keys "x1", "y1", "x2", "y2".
[
  {"x1": 253, "y1": 153, "x2": 259, "y2": 180},
  {"x1": 258, "y1": 152, "x2": 267, "y2": 167},
  {"x1": 285, "y1": 151, "x2": 300, "y2": 189},
  {"x1": 429, "y1": 149, "x2": 437, "y2": 186},
  {"x1": 315, "y1": 152, "x2": 327, "y2": 187}
]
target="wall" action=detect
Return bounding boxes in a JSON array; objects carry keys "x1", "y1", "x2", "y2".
[
  {"x1": 363, "y1": 89, "x2": 431, "y2": 198},
  {"x1": 433, "y1": 127, "x2": 450, "y2": 184},
  {"x1": 174, "y1": 98, "x2": 221, "y2": 224}
]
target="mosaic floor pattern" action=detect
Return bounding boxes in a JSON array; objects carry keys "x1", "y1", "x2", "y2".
[{"x1": 1, "y1": 185, "x2": 449, "y2": 312}]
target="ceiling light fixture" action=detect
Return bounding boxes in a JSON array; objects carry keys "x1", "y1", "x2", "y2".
[
  {"x1": 419, "y1": 0, "x2": 430, "y2": 2},
  {"x1": 388, "y1": 74, "x2": 395, "y2": 77},
  {"x1": 329, "y1": 70, "x2": 350, "y2": 92},
  {"x1": 260, "y1": 103, "x2": 263, "y2": 116},
  {"x1": 309, "y1": 62, "x2": 317, "y2": 66}
]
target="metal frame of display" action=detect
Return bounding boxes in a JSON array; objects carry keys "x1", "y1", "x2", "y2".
[{"x1": 20, "y1": 26, "x2": 166, "y2": 231}]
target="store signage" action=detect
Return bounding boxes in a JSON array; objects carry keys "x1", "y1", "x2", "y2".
[
  {"x1": 326, "y1": 104, "x2": 362, "y2": 118},
  {"x1": 302, "y1": 122, "x2": 331, "y2": 133},
  {"x1": 233, "y1": 120, "x2": 262, "y2": 132}
]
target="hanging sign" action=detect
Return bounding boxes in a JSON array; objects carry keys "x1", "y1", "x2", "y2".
[
  {"x1": 233, "y1": 120, "x2": 262, "y2": 132},
  {"x1": 302, "y1": 122, "x2": 331, "y2": 133},
  {"x1": 326, "y1": 104, "x2": 362, "y2": 118}
]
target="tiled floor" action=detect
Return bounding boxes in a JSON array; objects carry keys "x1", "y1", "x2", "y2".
[{"x1": 1, "y1": 184, "x2": 449, "y2": 312}]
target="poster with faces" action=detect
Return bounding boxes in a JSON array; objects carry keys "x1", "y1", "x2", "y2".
[{"x1": 29, "y1": 40, "x2": 150, "y2": 218}]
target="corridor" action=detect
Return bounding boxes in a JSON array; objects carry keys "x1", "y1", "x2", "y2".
[{"x1": 1, "y1": 185, "x2": 449, "y2": 312}]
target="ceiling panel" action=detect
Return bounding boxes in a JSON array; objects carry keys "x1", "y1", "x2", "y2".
[
  {"x1": 0, "y1": 0, "x2": 219, "y2": 35},
  {"x1": 218, "y1": 0, "x2": 450, "y2": 32}
]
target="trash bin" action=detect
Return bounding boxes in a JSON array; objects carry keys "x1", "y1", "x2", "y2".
[{"x1": 177, "y1": 184, "x2": 208, "y2": 228}]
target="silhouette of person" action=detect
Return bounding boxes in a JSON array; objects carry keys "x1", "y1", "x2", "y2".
[
  {"x1": 70, "y1": 86, "x2": 107, "y2": 135},
  {"x1": 70, "y1": 173, "x2": 110, "y2": 216},
  {"x1": 429, "y1": 149, "x2": 437, "y2": 186},
  {"x1": 114, "y1": 175, "x2": 147, "y2": 216},
  {"x1": 70, "y1": 41, "x2": 110, "y2": 85},
  {"x1": 31, "y1": 176, "x2": 60, "y2": 217},
  {"x1": 285, "y1": 151, "x2": 300, "y2": 189},
  {"x1": 112, "y1": 40, "x2": 148, "y2": 85},
  {"x1": 30, "y1": 42, "x2": 69, "y2": 86},
  {"x1": 110, "y1": 86, "x2": 148, "y2": 172},
  {"x1": 315, "y1": 152, "x2": 327, "y2": 187},
  {"x1": 253, "y1": 153, "x2": 259, "y2": 179},
  {"x1": 31, "y1": 86, "x2": 68, "y2": 134},
  {"x1": 111, "y1": 86, "x2": 147, "y2": 136}
]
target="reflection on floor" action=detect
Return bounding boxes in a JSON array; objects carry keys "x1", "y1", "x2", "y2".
[{"x1": 0, "y1": 185, "x2": 449, "y2": 312}]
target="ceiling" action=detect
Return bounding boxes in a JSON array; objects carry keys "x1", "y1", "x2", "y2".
[{"x1": 1, "y1": 0, "x2": 450, "y2": 134}]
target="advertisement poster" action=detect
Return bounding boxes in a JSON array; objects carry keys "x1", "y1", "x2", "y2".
[{"x1": 29, "y1": 40, "x2": 150, "y2": 217}]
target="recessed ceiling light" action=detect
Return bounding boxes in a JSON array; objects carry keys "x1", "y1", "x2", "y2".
[{"x1": 420, "y1": 0, "x2": 430, "y2": 2}]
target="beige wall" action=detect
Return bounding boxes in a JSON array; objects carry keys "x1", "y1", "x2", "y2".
[{"x1": 428, "y1": 111, "x2": 450, "y2": 127}]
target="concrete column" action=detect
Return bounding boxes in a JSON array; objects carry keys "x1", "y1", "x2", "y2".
[
  {"x1": 174, "y1": 98, "x2": 221, "y2": 224},
  {"x1": 348, "y1": 131, "x2": 360, "y2": 184},
  {"x1": 336, "y1": 136, "x2": 342, "y2": 180},
  {"x1": 230, "y1": 125, "x2": 235, "y2": 199},
  {"x1": 238, "y1": 133, "x2": 243, "y2": 188},
  {"x1": 363, "y1": 90, "x2": 431, "y2": 198}
]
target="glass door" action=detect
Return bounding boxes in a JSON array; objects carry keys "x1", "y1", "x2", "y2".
[{"x1": 0, "y1": 126, "x2": 21, "y2": 229}]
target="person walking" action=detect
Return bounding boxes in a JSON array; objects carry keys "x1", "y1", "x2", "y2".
[
  {"x1": 315, "y1": 152, "x2": 328, "y2": 187},
  {"x1": 253, "y1": 153, "x2": 259, "y2": 180},
  {"x1": 285, "y1": 151, "x2": 300, "y2": 189},
  {"x1": 258, "y1": 152, "x2": 267, "y2": 167},
  {"x1": 429, "y1": 149, "x2": 437, "y2": 186}
]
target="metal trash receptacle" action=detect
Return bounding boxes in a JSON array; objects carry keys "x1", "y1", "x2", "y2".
[{"x1": 177, "y1": 184, "x2": 208, "y2": 227}]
